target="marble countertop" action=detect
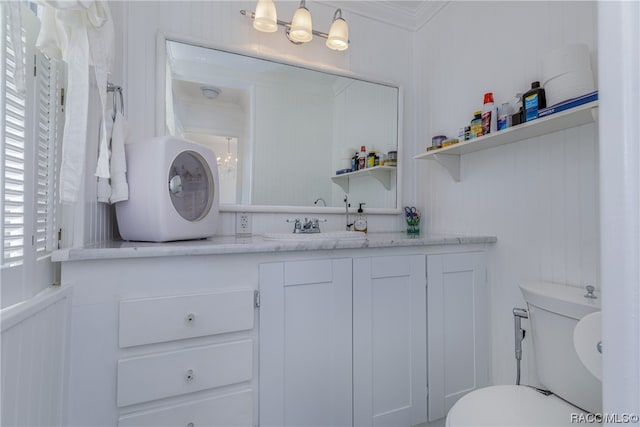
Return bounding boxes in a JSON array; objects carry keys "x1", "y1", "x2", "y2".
[{"x1": 52, "y1": 232, "x2": 497, "y2": 262}]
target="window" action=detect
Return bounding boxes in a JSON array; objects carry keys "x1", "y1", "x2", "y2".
[{"x1": 1, "y1": 3, "x2": 65, "y2": 308}]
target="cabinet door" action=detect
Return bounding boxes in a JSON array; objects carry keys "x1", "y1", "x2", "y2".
[
  {"x1": 259, "y1": 259, "x2": 352, "y2": 427},
  {"x1": 426, "y1": 252, "x2": 489, "y2": 421},
  {"x1": 353, "y1": 255, "x2": 427, "y2": 427}
]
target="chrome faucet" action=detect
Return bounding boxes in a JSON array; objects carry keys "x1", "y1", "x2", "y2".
[
  {"x1": 286, "y1": 217, "x2": 326, "y2": 234},
  {"x1": 344, "y1": 195, "x2": 353, "y2": 231},
  {"x1": 314, "y1": 197, "x2": 327, "y2": 206}
]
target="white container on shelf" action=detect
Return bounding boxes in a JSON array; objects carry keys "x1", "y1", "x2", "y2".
[
  {"x1": 544, "y1": 68, "x2": 595, "y2": 107},
  {"x1": 542, "y1": 44, "x2": 595, "y2": 107}
]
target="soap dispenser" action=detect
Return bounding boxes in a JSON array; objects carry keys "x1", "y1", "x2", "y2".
[{"x1": 354, "y1": 203, "x2": 368, "y2": 233}]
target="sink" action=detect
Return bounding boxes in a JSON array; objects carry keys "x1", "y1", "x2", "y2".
[{"x1": 263, "y1": 231, "x2": 366, "y2": 241}]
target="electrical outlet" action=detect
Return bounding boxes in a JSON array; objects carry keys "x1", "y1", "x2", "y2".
[{"x1": 236, "y1": 212, "x2": 252, "y2": 235}]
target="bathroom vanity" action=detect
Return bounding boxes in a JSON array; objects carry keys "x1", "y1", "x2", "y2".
[{"x1": 53, "y1": 233, "x2": 495, "y2": 426}]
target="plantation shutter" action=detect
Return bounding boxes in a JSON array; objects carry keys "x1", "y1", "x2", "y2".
[
  {"x1": 34, "y1": 50, "x2": 63, "y2": 255},
  {"x1": 1, "y1": 3, "x2": 64, "y2": 308}
]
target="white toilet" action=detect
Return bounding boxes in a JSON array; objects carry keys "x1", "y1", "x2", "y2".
[{"x1": 446, "y1": 281, "x2": 601, "y2": 426}]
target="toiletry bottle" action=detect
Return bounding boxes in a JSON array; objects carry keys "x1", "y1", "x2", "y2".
[
  {"x1": 523, "y1": 81, "x2": 547, "y2": 122},
  {"x1": 481, "y1": 92, "x2": 498, "y2": 135},
  {"x1": 367, "y1": 149, "x2": 376, "y2": 168},
  {"x1": 354, "y1": 203, "x2": 368, "y2": 233},
  {"x1": 470, "y1": 111, "x2": 483, "y2": 139},
  {"x1": 497, "y1": 102, "x2": 513, "y2": 131},
  {"x1": 510, "y1": 93, "x2": 523, "y2": 126},
  {"x1": 358, "y1": 146, "x2": 367, "y2": 170},
  {"x1": 351, "y1": 152, "x2": 358, "y2": 171}
]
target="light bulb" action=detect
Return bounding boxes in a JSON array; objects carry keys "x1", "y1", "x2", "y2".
[
  {"x1": 326, "y1": 10, "x2": 348, "y2": 51},
  {"x1": 289, "y1": 2, "x2": 313, "y2": 43},
  {"x1": 253, "y1": 0, "x2": 277, "y2": 33}
]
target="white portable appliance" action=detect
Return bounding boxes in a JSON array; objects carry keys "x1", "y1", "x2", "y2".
[{"x1": 116, "y1": 136, "x2": 220, "y2": 242}]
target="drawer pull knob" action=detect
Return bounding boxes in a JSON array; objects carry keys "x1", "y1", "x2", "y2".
[
  {"x1": 187, "y1": 423, "x2": 195, "y2": 427},
  {"x1": 185, "y1": 369, "x2": 195, "y2": 382},
  {"x1": 185, "y1": 313, "x2": 196, "y2": 324}
]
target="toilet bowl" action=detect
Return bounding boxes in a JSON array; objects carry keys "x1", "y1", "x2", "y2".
[
  {"x1": 446, "y1": 281, "x2": 601, "y2": 426},
  {"x1": 445, "y1": 385, "x2": 588, "y2": 427}
]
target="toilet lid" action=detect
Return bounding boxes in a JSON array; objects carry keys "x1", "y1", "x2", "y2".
[{"x1": 446, "y1": 385, "x2": 591, "y2": 427}]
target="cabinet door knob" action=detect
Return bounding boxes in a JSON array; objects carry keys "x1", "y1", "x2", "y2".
[
  {"x1": 185, "y1": 313, "x2": 196, "y2": 324},
  {"x1": 185, "y1": 369, "x2": 195, "y2": 382},
  {"x1": 187, "y1": 423, "x2": 195, "y2": 427}
]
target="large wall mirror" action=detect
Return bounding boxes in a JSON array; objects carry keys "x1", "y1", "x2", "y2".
[{"x1": 159, "y1": 36, "x2": 402, "y2": 212}]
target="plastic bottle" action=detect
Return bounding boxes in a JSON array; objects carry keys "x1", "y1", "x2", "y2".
[
  {"x1": 470, "y1": 111, "x2": 483, "y2": 139},
  {"x1": 523, "y1": 81, "x2": 547, "y2": 122},
  {"x1": 497, "y1": 102, "x2": 514, "y2": 131},
  {"x1": 481, "y1": 92, "x2": 498, "y2": 135},
  {"x1": 510, "y1": 93, "x2": 524, "y2": 126},
  {"x1": 358, "y1": 146, "x2": 367, "y2": 170},
  {"x1": 354, "y1": 203, "x2": 367, "y2": 233},
  {"x1": 351, "y1": 152, "x2": 358, "y2": 171},
  {"x1": 367, "y1": 149, "x2": 376, "y2": 168}
]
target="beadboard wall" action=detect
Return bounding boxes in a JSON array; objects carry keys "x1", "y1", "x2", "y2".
[{"x1": 415, "y1": 1, "x2": 599, "y2": 386}]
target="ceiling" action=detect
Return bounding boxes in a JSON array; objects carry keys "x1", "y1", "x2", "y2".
[{"x1": 318, "y1": 1, "x2": 449, "y2": 31}]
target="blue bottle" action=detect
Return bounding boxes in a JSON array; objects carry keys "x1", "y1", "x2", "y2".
[{"x1": 523, "y1": 81, "x2": 547, "y2": 122}]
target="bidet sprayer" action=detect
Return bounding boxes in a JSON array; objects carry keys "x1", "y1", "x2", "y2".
[{"x1": 513, "y1": 307, "x2": 529, "y2": 385}]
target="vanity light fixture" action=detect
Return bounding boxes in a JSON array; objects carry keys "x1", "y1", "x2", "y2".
[{"x1": 240, "y1": 0, "x2": 349, "y2": 50}]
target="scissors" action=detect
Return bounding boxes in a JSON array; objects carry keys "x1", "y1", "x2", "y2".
[{"x1": 404, "y1": 206, "x2": 418, "y2": 218}]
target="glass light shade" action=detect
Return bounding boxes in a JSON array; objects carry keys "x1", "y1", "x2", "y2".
[
  {"x1": 289, "y1": 6, "x2": 313, "y2": 43},
  {"x1": 326, "y1": 18, "x2": 349, "y2": 51},
  {"x1": 253, "y1": 0, "x2": 278, "y2": 33}
]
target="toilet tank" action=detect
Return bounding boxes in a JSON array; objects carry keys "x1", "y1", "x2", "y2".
[{"x1": 520, "y1": 281, "x2": 601, "y2": 414}]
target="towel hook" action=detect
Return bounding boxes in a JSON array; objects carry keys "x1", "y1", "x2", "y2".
[{"x1": 107, "y1": 82, "x2": 125, "y2": 120}]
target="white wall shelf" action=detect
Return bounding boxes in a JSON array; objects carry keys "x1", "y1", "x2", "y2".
[
  {"x1": 331, "y1": 165, "x2": 397, "y2": 192},
  {"x1": 415, "y1": 101, "x2": 599, "y2": 181}
]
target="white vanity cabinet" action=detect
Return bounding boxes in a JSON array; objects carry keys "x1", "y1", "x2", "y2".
[
  {"x1": 259, "y1": 258, "x2": 353, "y2": 427},
  {"x1": 259, "y1": 251, "x2": 488, "y2": 426},
  {"x1": 56, "y1": 235, "x2": 494, "y2": 426},
  {"x1": 353, "y1": 255, "x2": 428, "y2": 426},
  {"x1": 60, "y1": 256, "x2": 259, "y2": 427},
  {"x1": 426, "y1": 252, "x2": 489, "y2": 421}
]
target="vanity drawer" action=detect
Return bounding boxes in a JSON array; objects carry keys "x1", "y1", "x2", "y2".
[
  {"x1": 118, "y1": 389, "x2": 253, "y2": 426},
  {"x1": 117, "y1": 340, "x2": 253, "y2": 407},
  {"x1": 119, "y1": 289, "x2": 254, "y2": 348}
]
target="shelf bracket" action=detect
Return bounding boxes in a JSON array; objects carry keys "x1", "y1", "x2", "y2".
[
  {"x1": 332, "y1": 177, "x2": 349, "y2": 193},
  {"x1": 432, "y1": 154, "x2": 460, "y2": 182},
  {"x1": 370, "y1": 168, "x2": 392, "y2": 190}
]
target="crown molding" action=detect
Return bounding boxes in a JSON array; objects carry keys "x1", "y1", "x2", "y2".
[{"x1": 317, "y1": 1, "x2": 449, "y2": 32}]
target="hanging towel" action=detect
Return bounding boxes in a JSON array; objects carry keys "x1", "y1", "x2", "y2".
[
  {"x1": 35, "y1": 0, "x2": 114, "y2": 203},
  {"x1": 96, "y1": 114, "x2": 113, "y2": 203},
  {"x1": 108, "y1": 111, "x2": 129, "y2": 203}
]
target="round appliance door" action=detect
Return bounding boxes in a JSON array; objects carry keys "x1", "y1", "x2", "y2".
[{"x1": 168, "y1": 150, "x2": 215, "y2": 222}]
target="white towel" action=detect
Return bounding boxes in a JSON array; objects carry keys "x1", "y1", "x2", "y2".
[
  {"x1": 96, "y1": 110, "x2": 129, "y2": 204},
  {"x1": 96, "y1": 114, "x2": 113, "y2": 203},
  {"x1": 35, "y1": 0, "x2": 114, "y2": 203},
  {"x1": 108, "y1": 111, "x2": 129, "y2": 203}
]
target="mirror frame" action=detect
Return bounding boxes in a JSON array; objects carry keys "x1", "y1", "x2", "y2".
[{"x1": 156, "y1": 32, "x2": 403, "y2": 214}]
